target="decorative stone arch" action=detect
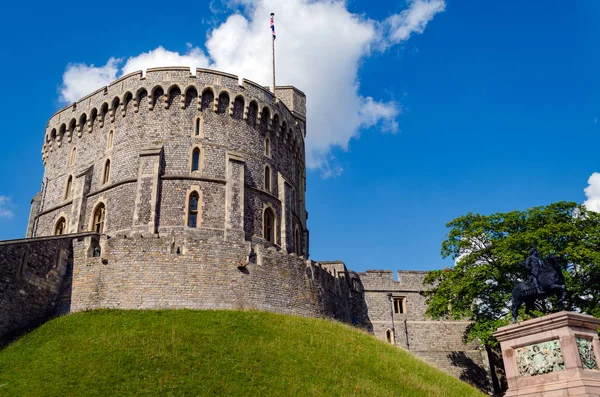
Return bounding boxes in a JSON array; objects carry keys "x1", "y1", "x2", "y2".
[
  {"x1": 217, "y1": 90, "x2": 231, "y2": 114},
  {"x1": 134, "y1": 87, "x2": 148, "y2": 113},
  {"x1": 183, "y1": 85, "x2": 199, "y2": 109},
  {"x1": 89, "y1": 108, "x2": 98, "y2": 132},
  {"x1": 78, "y1": 113, "x2": 87, "y2": 136},
  {"x1": 280, "y1": 121, "x2": 287, "y2": 141},
  {"x1": 99, "y1": 102, "x2": 109, "y2": 127},
  {"x1": 262, "y1": 203, "x2": 278, "y2": 244},
  {"x1": 122, "y1": 91, "x2": 133, "y2": 117},
  {"x1": 67, "y1": 118, "x2": 76, "y2": 143},
  {"x1": 200, "y1": 86, "x2": 216, "y2": 112},
  {"x1": 110, "y1": 96, "x2": 120, "y2": 122},
  {"x1": 259, "y1": 106, "x2": 271, "y2": 131},
  {"x1": 232, "y1": 94, "x2": 245, "y2": 120},
  {"x1": 188, "y1": 144, "x2": 205, "y2": 174},
  {"x1": 272, "y1": 113, "x2": 280, "y2": 136},
  {"x1": 149, "y1": 85, "x2": 165, "y2": 111},
  {"x1": 166, "y1": 84, "x2": 182, "y2": 109},
  {"x1": 49, "y1": 128, "x2": 57, "y2": 142},
  {"x1": 57, "y1": 123, "x2": 66, "y2": 147},
  {"x1": 89, "y1": 198, "x2": 107, "y2": 234},
  {"x1": 184, "y1": 185, "x2": 204, "y2": 228},
  {"x1": 247, "y1": 100, "x2": 259, "y2": 127}
]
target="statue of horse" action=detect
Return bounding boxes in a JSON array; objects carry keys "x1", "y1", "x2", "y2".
[{"x1": 511, "y1": 254, "x2": 566, "y2": 323}]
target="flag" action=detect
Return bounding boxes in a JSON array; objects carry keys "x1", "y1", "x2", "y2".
[{"x1": 270, "y1": 15, "x2": 276, "y2": 40}]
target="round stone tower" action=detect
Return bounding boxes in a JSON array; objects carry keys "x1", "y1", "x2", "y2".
[{"x1": 30, "y1": 67, "x2": 308, "y2": 257}]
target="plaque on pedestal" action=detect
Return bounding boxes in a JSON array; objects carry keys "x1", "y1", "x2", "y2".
[{"x1": 493, "y1": 311, "x2": 600, "y2": 397}]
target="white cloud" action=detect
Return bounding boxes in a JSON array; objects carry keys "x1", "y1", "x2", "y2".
[
  {"x1": 59, "y1": 0, "x2": 445, "y2": 173},
  {"x1": 380, "y1": 0, "x2": 446, "y2": 48},
  {"x1": 0, "y1": 195, "x2": 14, "y2": 219},
  {"x1": 121, "y1": 46, "x2": 210, "y2": 76},
  {"x1": 584, "y1": 172, "x2": 600, "y2": 212},
  {"x1": 60, "y1": 58, "x2": 120, "y2": 103}
]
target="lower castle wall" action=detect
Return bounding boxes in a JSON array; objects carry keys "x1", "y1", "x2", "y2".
[
  {"x1": 70, "y1": 233, "x2": 351, "y2": 320},
  {"x1": 0, "y1": 234, "x2": 93, "y2": 342}
]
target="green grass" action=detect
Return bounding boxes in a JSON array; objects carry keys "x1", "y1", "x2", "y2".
[{"x1": 0, "y1": 310, "x2": 485, "y2": 397}]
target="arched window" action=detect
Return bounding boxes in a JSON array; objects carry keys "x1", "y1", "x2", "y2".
[
  {"x1": 65, "y1": 175, "x2": 73, "y2": 199},
  {"x1": 263, "y1": 207, "x2": 275, "y2": 243},
  {"x1": 264, "y1": 137, "x2": 271, "y2": 157},
  {"x1": 188, "y1": 192, "x2": 199, "y2": 228},
  {"x1": 192, "y1": 148, "x2": 200, "y2": 172},
  {"x1": 93, "y1": 203, "x2": 106, "y2": 233},
  {"x1": 264, "y1": 165, "x2": 271, "y2": 192},
  {"x1": 386, "y1": 329, "x2": 393, "y2": 344},
  {"x1": 295, "y1": 227, "x2": 302, "y2": 255},
  {"x1": 55, "y1": 217, "x2": 67, "y2": 235},
  {"x1": 69, "y1": 147, "x2": 76, "y2": 166},
  {"x1": 107, "y1": 130, "x2": 113, "y2": 149},
  {"x1": 102, "y1": 160, "x2": 110, "y2": 185}
]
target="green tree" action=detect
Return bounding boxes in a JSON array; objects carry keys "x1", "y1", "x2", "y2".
[{"x1": 424, "y1": 201, "x2": 600, "y2": 346}]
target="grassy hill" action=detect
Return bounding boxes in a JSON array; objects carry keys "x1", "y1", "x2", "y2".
[{"x1": 0, "y1": 310, "x2": 485, "y2": 396}]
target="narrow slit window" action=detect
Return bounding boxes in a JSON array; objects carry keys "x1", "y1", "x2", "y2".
[
  {"x1": 107, "y1": 130, "x2": 113, "y2": 149},
  {"x1": 195, "y1": 118, "x2": 200, "y2": 136},
  {"x1": 103, "y1": 160, "x2": 110, "y2": 184},
  {"x1": 65, "y1": 176, "x2": 73, "y2": 199},
  {"x1": 69, "y1": 147, "x2": 76, "y2": 166},
  {"x1": 55, "y1": 217, "x2": 67, "y2": 235},
  {"x1": 264, "y1": 207, "x2": 275, "y2": 243},
  {"x1": 265, "y1": 137, "x2": 271, "y2": 157},
  {"x1": 93, "y1": 204, "x2": 106, "y2": 233},
  {"x1": 188, "y1": 192, "x2": 199, "y2": 228},
  {"x1": 264, "y1": 165, "x2": 271, "y2": 192},
  {"x1": 192, "y1": 148, "x2": 200, "y2": 172}
]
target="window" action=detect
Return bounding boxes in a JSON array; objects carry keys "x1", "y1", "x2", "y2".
[
  {"x1": 103, "y1": 160, "x2": 110, "y2": 184},
  {"x1": 65, "y1": 176, "x2": 73, "y2": 199},
  {"x1": 393, "y1": 297, "x2": 406, "y2": 314},
  {"x1": 188, "y1": 192, "x2": 199, "y2": 228},
  {"x1": 195, "y1": 118, "x2": 200, "y2": 136},
  {"x1": 69, "y1": 147, "x2": 76, "y2": 166},
  {"x1": 295, "y1": 227, "x2": 302, "y2": 255},
  {"x1": 265, "y1": 137, "x2": 271, "y2": 157},
  {"x1": 93, "y1": 204, "x2": 106, "y2": 233},
  {"x1": 192, "y1": 148, "x2": 200, "y2": 172},
  {"x1": 263, "y1": 207, "x2": 275, "y2": 243},
  {"x1": 107, "y1": 130, "x2": 113, "y2": 149},
  {"x1": 386, "y1": 329, "x2": 393, "y2": 344},
  {"x1": 55, "y1": 217, "x2": 67, "y2": 235},
  {"x1": 264, "y1": 165, "x2": 271, "y2": 192}
]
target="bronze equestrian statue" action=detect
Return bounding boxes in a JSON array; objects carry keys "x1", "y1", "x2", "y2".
[{"x1": 511, "y1": 248, "x2": 566, "y2": 323}]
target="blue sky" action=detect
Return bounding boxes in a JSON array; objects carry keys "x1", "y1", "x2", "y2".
[{"x1": 0, "y1": 0, "x2": 599, "y2": 272}]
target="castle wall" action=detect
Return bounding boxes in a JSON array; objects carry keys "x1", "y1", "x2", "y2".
[
  {"x1": 0, "y1": 234, "x2": 94, "y2": 342},
  {"x1": 358, "y1": 270, "x2": 492, "y2": 391},
  {"x1": 69, "y1": 234, "x2": 350, "y2": 320}
]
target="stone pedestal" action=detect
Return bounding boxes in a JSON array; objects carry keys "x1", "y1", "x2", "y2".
[{"x1": 494, "y1": 312, "x2": 600, "y2": 397}]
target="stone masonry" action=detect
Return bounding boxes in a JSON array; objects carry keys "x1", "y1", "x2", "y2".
[{"x1": 0, "y1": 67, "x2": 492, "y2": 392}]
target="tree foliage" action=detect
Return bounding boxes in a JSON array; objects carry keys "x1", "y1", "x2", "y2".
[{"x1": 424, "y1": 201, "x2": 600, "y2": 346}]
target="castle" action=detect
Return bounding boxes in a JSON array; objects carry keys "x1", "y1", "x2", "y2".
[{"x1": 0, "y1": 67, "x2": 493, "y2": 391}]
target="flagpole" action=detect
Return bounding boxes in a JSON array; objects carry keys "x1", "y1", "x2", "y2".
[{"x1": 271, "y1": 12, "x2": 276, "y2": 94}]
